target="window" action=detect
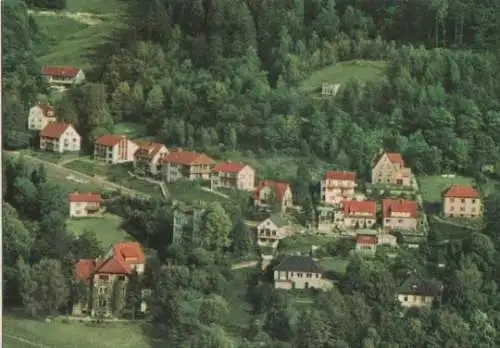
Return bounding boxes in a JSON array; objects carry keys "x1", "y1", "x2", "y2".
[
  {"x1": 306, "y1": 273, "x2": 312, "y2": 278},
  {"x1": 99, "y1": 275, "x2": 109, "y2": 280},
  {"x1": 118, "y1": 275, "x2": 125, "y2": 281},
  {"x1": 315, "y1": 274, "x2": 320, "y2": 278},
  {"x1": 73, "y1": 138, "x2": 77, "y2": 142},
  {"x1": 398, "y1": 219, "x2": 403, "y2": 223},
  {"x1": 385, "y1": 218, "x2": 390, "y2": 223},
  {"x1": 403, "y1": 296, "x2": 408, "y2": 302},
  {"x1": 460, "y1": 207, "x2": 465, "y2": 212},
  {"x1": 450, "y1": 206, "x2": 455, "y2": 211},
  {"x1": 297, "y1": 273, "x2": 303, "y2": 278},
  {"x1": 472, "y1": 199, "x2": 476, "y2": 203},
  {"x1": 272, "y1": 230, "x2": 276, "y2": 236},
  {"x1": 450, "y1": 198, "x2": 455, "y2": 203},
  {"x1": 461, "y1": 199, "x2": 465, "y2": 203}
]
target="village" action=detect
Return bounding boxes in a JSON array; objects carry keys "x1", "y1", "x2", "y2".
[{"x1": 20, "y1": 64, "x2": 486, "y2": 317}]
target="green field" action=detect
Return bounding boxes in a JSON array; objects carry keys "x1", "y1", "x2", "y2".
[
  {"x1": 3, "y1": 315, "x2": 149, "y2": 348},
  {"x1": 317, "y1": 257, "x2": 349, "y2": 275},
  {"x1": 65, "y1": 0, "x2": 125, "y2": 14},
  {"x1": 300, "y1": 59, "x2": 386, "y2": 94},
  {"x1": 67, "y1": 213, "x2": 130, "y2": 248},
  {"x1": 112, "y1": 122, "x2": 148, "y2": 140}
]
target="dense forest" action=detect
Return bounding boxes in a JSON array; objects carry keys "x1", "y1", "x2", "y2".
[{"x1": 4, "y1": 0, "x2": 500, "y2": 346}]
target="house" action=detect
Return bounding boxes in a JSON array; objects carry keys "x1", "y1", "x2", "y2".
[
  {"x1": 321, "y1": 170, "x2": 357, "y2": 205},
  {"x1": 211, "y1": 162, "x2": 255, "y2": 191},
  {"x1": 257, "y1": 214, "x2": 291, "y2": 248},
  {"x1": 397, "y1": 278, "x2": 443, "y2": 308},
  {"x1": 40, "y1": 123, "x2": 81, "y2": 153},
  {"x1": 377, "y1": 233, "x2": 398, "y2": 247},
  {"x1": 341, "y1": 200, "x2": 377, "y2": 229},
  {"x1": 94, "y1": 135, "x2": 138, "y2": 164},
  {"x1": 172, "y1": 202, "x2": 205, "y2": 245},
  {"x1": 254, "y1": 180, "x2": 293, "y2": 211},
  {"x1": 28, "y1": 103, "x2": 56, "y2": 131},
  {"x1": 69, "y1": 192, "x2": 103, "y2": 218},
  {"x1": 382, "y1": 199, "x2": 419, "y2": 232},
  {"x1": 317, "y1": 205, "x2": 345, "y2": 233},
  {"x1": 442, "y1": 185, "x2": 482, "y2": 218},
  {"x1": 73, "y1": 242, "x2": 146, "y2": 317},
  {"x1": 274, "y1": 256, "x2": 332, "y2": 290},
  {"x1": 371, "y1": 151, "x2": 413, "y2": 187},
  {"x1": 159, "y1": 151, "x2": 215, "y2": 182},
  {"x1": 133, "y1": 142, "x2": 169, "y2": 176},
  {"x1": 41, "y1": 65, "x2": 85, "y2": 86},
  {"x1": 355, "y1": 233, "x2": 378, "y2": 254}
]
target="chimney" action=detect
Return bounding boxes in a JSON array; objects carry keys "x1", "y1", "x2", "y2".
[{"x1": 411, "y1": 284, "x2": 417, "y2": 291}]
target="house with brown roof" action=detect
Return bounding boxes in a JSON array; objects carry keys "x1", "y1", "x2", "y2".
[
  {"x1": 372, "y1": 151, "x2": 413, "y2": 187},
  {"x1": 40, "y1": 123, "x2": 81, "y2": 153},
  {"x1": 69, "y1": 192, "x2": 103, "y2": 218},
  {"x1": 254, "y1": 180, "x2": 293, "y2": 212},
  {"x1": 442, "y1": 185, "x2": 482, "y2": 218},
  {"x1": 41, "y1": 65, "x2": 85, "y2": 86},
  {"x1": 94, "y1": 135, "x2": 138, "y2": 164},
  {"x1": 28, "y1": 103, "x2": 56, "y2": 131},
  {"x1": 321, "y1": 170, "x2": 357, "y2": 205},
  {"x1": 133, "y1": 142, "x2": 169, "y2": 176},
  {"x1": 355, "y1": 233, "x2": 378, "y2": 254},
  {"x1": 274, "y1": 256, "x2": 333, "y2": 291},
  {"x1": 211, "y1": 162, "x2": 255, "y2": 191},
  {"x1": 73, "y1": 242, "x2": 145, "y2": 317},
  {"x1": 159, "y1": 150, "x2": 215, "y2": 182},
  {"x1": 340, "y1": 200, "x2": 377, "y2": 229},
  {"x1": 257, "y1": 214, "x2": 291, "y2": 248},
  {"x1": 382, "y1": 199, "x2": 419, "y2": 232}
]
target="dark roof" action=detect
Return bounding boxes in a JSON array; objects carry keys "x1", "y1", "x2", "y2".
[
  {"x1": 398, "y1": 278, "x2": 442, "y2": 297},
  {"x1": 268, "y1": 213, "x2": 289, "y2": 227},
  {"x1": 274, "y1": 256, "x2": 322, "y2": 273}
]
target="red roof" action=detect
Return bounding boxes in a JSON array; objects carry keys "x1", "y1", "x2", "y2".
[
  {"x1": 113, "y1": 242, "x2": 145, "y2": 264},
  {"x1": 40, "y1": 122, "x2": 71, "y2": 138},
  {"x1": 41, "y1": 65, "x2": 80, "y2": 78},
  {"x1": 69, "y1": 192, "x2": 102, "y2": 203},
  {"x1": 254, "y1": 180, "x2": 290, "y2": 202},
  {"x1": 387, "y1": 152, "x2": 405, "y2": 166},
  {"x1": 95, "y1": 258, "x2": 131, "y2": 274},
  {"x1": 75, "y1": 259, "x2": 96, "y2": 285},
  {"x1": 382, "y1": 199, "x2": 418, "y2": 218},
  {"x1": 36, "y1": 103, "x2": 55, "y2": 117},
  {"x1": 324, "y1": 170, "x2": 356, "y2": 181},
  {"x1": 356, "y1": 235, "x2": 377, "y2": 245},
  {"x1": 212, "y1": 162, "x2": 247, "y2": 174},
  {"x1": 343, "y1": 200, "x2": 377, "y2": 217},
  {"x1": 160, "y1": 151, "x2": 214, "y2": 166},
  {"x1": 95, "y1": 134, "x2": 126, "y2": 147},
  {"x1": 444, "y1": 185, "x2": 480, "y2": 199},
  {"x1": 135, "y1": 142, "x2": 166, "y2": 158}
]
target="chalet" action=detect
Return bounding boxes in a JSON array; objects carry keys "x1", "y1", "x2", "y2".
[
  {"x1": 159, "y1": 151, "x2": 215, "y2": 182},
  {"x1": 69, "y1": 192, "x2": 102, "y2": 218},
  {"x1": 397, "y1": 278, "x2": 443, "y2": 308},
  {"x1": 40, "y1": 123, "x2": 81, "y2": 153},
  {"x1": 73, "y1": 242, "x2": 146, "y2": 317},
  {"x1": 133, "y1": 142, "x2": 169, "y2": 176},
  {"x1": 321, "y1": 170, "x2": 357, "y2": 205},
  {"x1": 94, "y1": 135, "x2": 138, "y2": 164},
  {"x1": 257, "y1": 214, "x2": 291, "y2": 248},
  {"x1": 442, "y1": 185, "x2": 482, "y2": 218},
  {"x1": 211, "y1": 162, "x2": 255, "y2": 191},
  {"x1": 371, "y1": 151, "x2": 413, "y2": 187},
  {"x1": 341, "y1": 200, "x2": 377, "y2": 229},
  {"x1": 382, "y1": 199, "x2": 419, "y2": 232},
  {"x1": 274, "y1": 256, "x2": 332, "y2": 291},
  {"x1": 254, "y1": 180, "x2": 293, "y2": 212},
  {"x1": 355, "y1": 234, "x2": 377, "y2": 254},
  {"x1": 28, "y1": 103, "x2": 56, "y2": 131},
  {"x1": 41, "y1": 65, "x2": 85, "y2": 86}
]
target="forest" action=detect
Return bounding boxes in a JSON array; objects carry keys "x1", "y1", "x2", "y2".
[{"x1": 4, "y1": 0, "x2": 500, "y2": 346}]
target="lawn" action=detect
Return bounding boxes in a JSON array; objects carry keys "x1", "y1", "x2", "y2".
[
  {"x1": 67, "y1": 213, "x2": 131, "y2": 248},
  {"x1": 65, "y1": 0, "x2": 126, "y2": 14},
  {"x1": 279, "y1": 234, "x2": 334, "y2": 254},
  {"x1": 317, "y1": 257, "x2": 349, "y2": 275},
  {"x1": 3, "y1": 314, "x2": 149, "y2": 348},
  {"x1": 33, "y1": 14, "x2": 89, "y2": 42},
  {"x1": 300, "y1": 59, "x2": 386, "y2": 94},
  {"x1": 112, "y1": 122, "x2": 148, "y2": 140},
  {"x1": 21, "y1": 149, "x2": 81, "y2": 164}
]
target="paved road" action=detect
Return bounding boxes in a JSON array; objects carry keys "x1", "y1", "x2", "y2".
[{"x1": 6, "y1": 152, "x2": 150, "y2": 198}]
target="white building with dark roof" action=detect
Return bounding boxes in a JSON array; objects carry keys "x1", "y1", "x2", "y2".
[{"x1": 273, "y1": 255, "x2": 333, "y2": 291}]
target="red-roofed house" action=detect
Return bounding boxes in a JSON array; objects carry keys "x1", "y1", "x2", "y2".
[
  {"x1": 133, "y1": 142, "x2": 169, "y2": 176},
  {"x1": 341, "y1": 200, "x2": 377, "y2": 229},
  {"x1": 159, "y1": 150, "x2": 215, "y2": 182},
  {"x1": 211, "y1": 162, "x2": 255, "y2": 191},
  {"x1": 69, "y1": 192, "x2": 103, "y2": 217},
  {"x1": 356, "y1": 234, "x2": 378, "y2": 253},
  {"x1": 72, "y1": 241, "x2": 145, "y2": 317},
  {"x1": 40, "y1": 123, "x2": 81, "y2": 153},
  {"x1": 254, "y1": 180, "x2": 293, "y2": 212},
  {"x1": 41, "y1": 65, "x2": 85, "y2": 86},
  {"x1": 442, "y1": 185, "x2": 482, "y2": 218},
  {"x1": 321, "y1": 170, "x2": 357, "y2": 205},
  {"x1": 94, "y1": 134, "x2": 138, "y2": 164},
  {"x1": 28, "y1": 103, "x2": 56, "y2": 131},
  {"x1": 382, "y1": 199, "x2": 419, "y2": 232},
  {"x1": 372, "y1": 151, "x2": 413, "y2": 187}
]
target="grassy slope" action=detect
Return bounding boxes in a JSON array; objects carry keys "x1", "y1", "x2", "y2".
[
  {"x1": 419, "y1": 175, "x2": 498, "y2": 203},
  {"x1": 300, "y1": 59, "x2": 386, "y2": 94},
  {"x1": 3, "y1": 315, "x2": 149, "y2": 348}
]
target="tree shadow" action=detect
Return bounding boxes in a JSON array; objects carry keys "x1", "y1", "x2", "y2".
[{"x1": 423, "y1": 202, "x2": 440, "y2": 214}]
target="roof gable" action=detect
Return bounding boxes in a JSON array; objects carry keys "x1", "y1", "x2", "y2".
[
  {"x1": 41, "y1": 65, "x2": 80, "y2": 78},
  {"x1": 212, "y1": 162, "x2": 247, "y2": 173},
  {"x1": 33, "y1": 103, "x2": 55, "y2": 117},
  {"x1": 274, "y1": 256, "x2": 322, "y2": 273},
  {"x1": 161, "y1": 151, "x2": 214, "y2": 166},
  {"x1": 135, "y1": 142, "x2": 166, "y2": 158},
  {"x1": 382, "y1": 199, "x2": 418, "y2": 218},
  {"x1": 373, "y1": 151, "x2": 405, "y2": 167},
  {"x1": 398, "y1": 278, "x2": 443, "y2": 297},
  {"x1": 324, "y1": 170, "x2": 356, "y2": 181},
  {"x1": 356, "y1": 235, "x2": 377, "y2": 245},
  {"x1": 95, "y1": 257, "x2": 131, "y2": 274},
  {"x1": 113, "y1": 242, "x2": 145, "y2": 264},
  {"x1": 96, "y1": 134, "x2": 126, "y2": 147},
  {"x1": 254, "y1": 180, "x2": 290, "y2": 201},
  {"x1": 444, "y1": 185, "x2": 480, "y2": 199},
  {"x1": 40, "y1": 122, "x2": 72, "y2": 138},
  {"x1": 343, "y1": 200, "x2": 377, "y2": 216},
  {"x1": 69, "y1": 192, "x2": 102, "y2": 203}
]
